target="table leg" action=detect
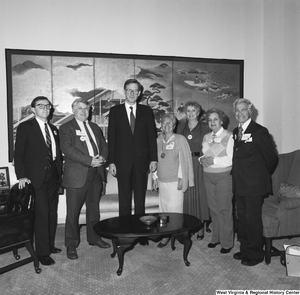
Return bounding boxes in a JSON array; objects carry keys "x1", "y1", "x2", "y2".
[
  {"x1": 111, "y1": 239, "x2": 117, "y2": 258},
  {"x1": 114, "y1": 237, "x2": 136, "y2": 276},
  {"x1": 172, "y1": 231, "x2": 192, "y2": 266}
]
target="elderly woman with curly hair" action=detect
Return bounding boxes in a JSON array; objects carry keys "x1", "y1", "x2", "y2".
[
  {"x1": 153, "y1": 113, "x2": 194, "y2": 247},
  {"x1": 200, "y1": 107, "x2": 234, "y2": 254}
]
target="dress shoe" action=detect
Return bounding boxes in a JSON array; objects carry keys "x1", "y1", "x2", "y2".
[
  {"x1": 38, "y1": 255, "x2": 55, "y2": 266},
  {"x1": 241, "y1": 257, "x2": 264, "y2": 266},
  {"x1": 196, "y1": 234, "x2": 204, "y2": 240},
  {"x1": 206, "y1": 227, "x2": 212, "y2": 233},
  {"x1": 157, "y1": 241, "x2": 169, "y2": 248},
  {"x1": 208, "y1": 242, "x2": 220, "y2": 248},
  {"x1": 220, "y1": 247, "x2": 232, "y2": 254},
  {"x1": 89, "y1": 239, "x2": 111, "y2": 249},
  {"x1": 67, "y1": 247, "x2": 78, "y2": 260},
  {"x1": 157, "y1": 238, "x2": 170, "y2": 248},
  {"x1": 205, "y1": 220, "x2": 212, "y2": 233},
  {"x1": 51, "y1": 246, "x2": 62, "y2": 254},
  {"x1": 233, "y1": 252, "x2": 247, "y2": 260}
]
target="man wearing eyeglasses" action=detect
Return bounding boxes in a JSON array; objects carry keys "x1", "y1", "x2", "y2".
[
  {"x1": 108, "y1": 79, "x2": 158, "y2": 219},
  {"x1": 14, "y1": 96, "x2": 63, "y2": 266}
]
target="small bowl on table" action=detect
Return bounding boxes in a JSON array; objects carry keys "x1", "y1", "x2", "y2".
[{"x1": 140, "y1": 215, "x2": 158, "y2": 226}]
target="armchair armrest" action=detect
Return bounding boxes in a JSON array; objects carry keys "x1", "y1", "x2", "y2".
[{"x1": 279, "y1": 197, "x2": 300, "y2": 210}]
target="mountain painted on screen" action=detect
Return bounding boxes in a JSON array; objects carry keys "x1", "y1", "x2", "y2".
[
  {"x1": 12, "y1": 61, "x2": 46, "y2": 75},
  {"x1": 12, "y1": 60, "x2": 92, "y2": 76}
]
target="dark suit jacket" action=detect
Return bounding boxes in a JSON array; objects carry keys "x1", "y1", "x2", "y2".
[
  {"x1": 14, "y1": 118, "x2": 62, "y2": 189},
  {"x1": 232, "y1": 120, "x2": 278, "y2": 197},
  {"x1": 60, "y1": 118, "x2": 108, "y2": 188},
  {"x1": 107, "y1": 103, "x2": 157, "y2": 173}
]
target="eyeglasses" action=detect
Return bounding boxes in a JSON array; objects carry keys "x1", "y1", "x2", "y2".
[
  {"x1": 126, "y1": 89, "x2": 139, "y2": 95},
  {"x1": 162, "y1": 122, "x2": 174, "y2": 127},
  {"x1": 35, "y1": 104, "x2": 51, "y2": 110}
]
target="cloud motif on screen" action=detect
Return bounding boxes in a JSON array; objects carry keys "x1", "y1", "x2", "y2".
[{"x1": 66, "y1": 63, "x2": 92, "y2": 70}]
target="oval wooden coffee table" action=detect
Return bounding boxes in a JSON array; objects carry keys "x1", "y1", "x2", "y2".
[{"x1": 93, "y1": 213, "x2": 202, "y2": 276}]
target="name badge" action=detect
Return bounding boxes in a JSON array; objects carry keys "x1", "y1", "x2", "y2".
[
  {"x1": 166, "y1": 142, "x2": 175, "y2": 149},
  {"x1": 242, "y1": 133, "x2": 252, "y2": 141},
  {"x1": 76, "y1": 130, "x2": 85, "y2": 136}
]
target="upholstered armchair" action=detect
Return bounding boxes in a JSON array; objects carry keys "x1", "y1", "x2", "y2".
[
  {"x1": 0, "y1": 183, "x2": 41, "y2": 274},
  {"x1": 262, "y1": 150, "x2": 300, "y2": 264}
]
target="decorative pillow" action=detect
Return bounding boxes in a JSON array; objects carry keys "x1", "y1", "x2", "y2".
[{"x1": 278, "y1": 183, "x2": 300, "y2": 201}]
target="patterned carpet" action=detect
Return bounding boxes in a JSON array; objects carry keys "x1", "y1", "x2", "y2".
[{"x1": 1, "y1": 225, "x2": 300, "y2": 295}]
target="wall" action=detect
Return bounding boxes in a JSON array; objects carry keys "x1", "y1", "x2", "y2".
[{"x1": 0, "y1": 0, "x2": 299, "y2": 221}]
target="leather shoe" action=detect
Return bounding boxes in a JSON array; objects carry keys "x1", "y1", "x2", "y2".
[
  {"x1": 233, "y1": 252, "x2": 247, "y2": 260},
  {"x1": 241, "y1": 257, "x2": 264, "y2": 266},
  {"x1": 38, "y1": 255, "x2": 55, "y2": 266},
  {"x1": 220, "y1": 247, "x2": 232, "y2": 254},
  {"x1": 157, "y1": 242, "x2": 168, "y2": 248},
  {"x1": 51, "y1": 247, "x2": 62, "y2": 254},
  {"x1": 208, "y1": 242, "x2": 220, "y2": 248},
  {"x1": 89, "y1": 239, "x2": 111, "y2": 249},
  {"x1": 67, "y1": 247, "x2": 78, "y2": 260},
  {"x1": 157, "y1": 238, "x2": 170, "y2": 248}
]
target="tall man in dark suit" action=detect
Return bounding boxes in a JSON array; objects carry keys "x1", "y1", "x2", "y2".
[
  {"x1": 60, "y1": 98, "x2": 110, "y2": 260},
  {"x1": 108, "y1": 79, "x2": 157, "y2": 217},
  {"x1": 232, "y1": 98, "x2": 278, "y2": 266},
  {"x1": 14, "y1": 96, "x2": 63, "y2": 266}
]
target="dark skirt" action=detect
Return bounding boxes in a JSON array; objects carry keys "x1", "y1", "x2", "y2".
[{"x1": 183, "y1": 157, "x2": 210, "y2": 221}]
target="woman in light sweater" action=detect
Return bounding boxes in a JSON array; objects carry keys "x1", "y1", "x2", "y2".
[
  {"x1": 153, "y1": 113, "x2": 194, "y2": 247},
  {"x1": 199, "y1": 108, "x2": 234, "y2": 254}
]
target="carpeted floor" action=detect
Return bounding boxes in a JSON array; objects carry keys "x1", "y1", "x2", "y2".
[{"x1": 1, "y1": 225, "x2": 300, "y2": 295}]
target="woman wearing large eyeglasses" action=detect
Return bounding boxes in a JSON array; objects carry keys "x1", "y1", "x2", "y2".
[
  {"x1": 200, "y1": 108, "x2": 234, "y2": 254},
  {"x1": 153, "y1": 113, "x2": 194, "y2": 247}
]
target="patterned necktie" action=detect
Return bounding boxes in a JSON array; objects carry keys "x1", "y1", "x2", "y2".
[
  {"x1": 130, "y1": 106, "x2": 135, "y2": 134},
  {"x1": 44, "y1": 123, "x2": 53, "y2": 167},
  {"x1": 238, "y1": 125, "x2": 243, "y2": 141},
  {"x1": 83, "y1": 121, "x2": 98, "y2": 156}
]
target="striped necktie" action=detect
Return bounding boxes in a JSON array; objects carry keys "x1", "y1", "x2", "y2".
[
  {"x1": 44, "y1": 123, "x2": 53, "y2": 167},
  {"x1": 83, "y1": 121, "x2": 98, "y2": 156}
]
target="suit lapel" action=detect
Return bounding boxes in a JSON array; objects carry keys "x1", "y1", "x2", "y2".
[
  {"x1": 32, "y1": 118, "x2": 47, "y2": 147},
  {"x1": 49, "y1": 124, "x2": 60, "y2": 155},
  {"x1": 135, "y1": 104, "x2": 144, "y2": 133},
  {"x1": 244, "y1": 120, "x2": 255, "y2": 134},
  {"x1": 233, "y1": 128, "x2": 240, "y2": 147}
]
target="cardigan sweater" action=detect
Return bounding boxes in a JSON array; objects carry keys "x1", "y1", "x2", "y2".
[{"x1": 157, "y1": 133, "x2": 194, "y2": 192}]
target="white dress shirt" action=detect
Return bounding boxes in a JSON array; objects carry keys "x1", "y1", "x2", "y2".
[{"x1": 125, "y1": 102, "x2": 136, "y2": 124}]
